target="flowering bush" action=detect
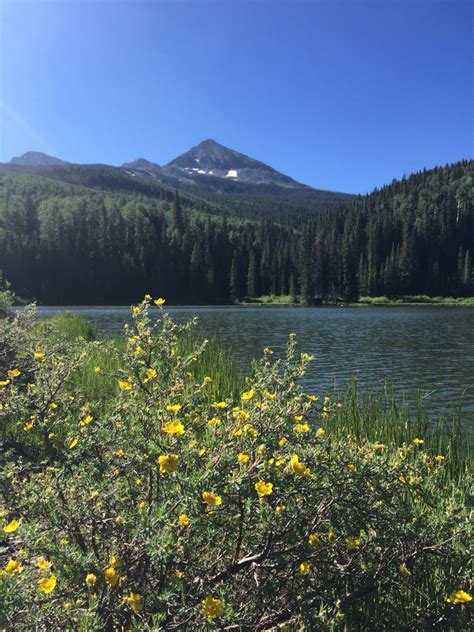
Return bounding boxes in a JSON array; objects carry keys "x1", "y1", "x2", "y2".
[{"x1": 0, "y1": 300, "x2": 471, "y2": 630}]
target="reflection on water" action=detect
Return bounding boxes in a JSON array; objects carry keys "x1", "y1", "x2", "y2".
[{"x1": 35, "y1": 305, "x2": 474, "y2": 421}]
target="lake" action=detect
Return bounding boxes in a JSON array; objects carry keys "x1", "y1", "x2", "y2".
[{"x1": 36, "y1": 305, "x2": 474, "y2": 422}]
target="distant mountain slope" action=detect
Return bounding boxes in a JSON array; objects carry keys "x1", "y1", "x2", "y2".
[
  {"x1": 1, "y1": 140, "x2": 355, "y2": 222},
  {"x1": 10, "y1": 151, "x2": 69, "y2": 167}
]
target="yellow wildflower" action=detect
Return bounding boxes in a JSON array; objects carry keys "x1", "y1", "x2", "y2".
[
  {"x1": 49, "y1": 402, "x2": 58, "y2": 409},
  {"x1": 154, "y1": 298, "x2": 166, "y2": 306},
  {"x1": 263, "y1": 347, "x2": 273, "y2": 355},
  {"x1": 144, "y1": 294, "x2": 152, "y2": 300},
  {"x1": 293, "y1": 423, "x2": 311, "y2": 433},
  {"x1": 203, "y1": 376, "x2": 212, "y2": 383},
  {"x1": 213, "y1": 401, "x2": 228, "y2": 409},
  {"x1": 301, "y1": 353, "x2": 313, "y2": 362},
  {"x1": 278, "y1": 437, "x2": 287, "y2": 447},
  {"x1": 166, "y1": 403, "x2": 182, "y2": 413},
  {"x1": 346, "y1": 463, "x2": 357, "y2": 472},
  {"x1": 4, "y1": 559, "x2": 22, "y2": 574},
  {"x1": 94, "y1": 366, "x2": 102, "y2": 373},
  {"x1": 69, "y1": 437, "x2": 78, "y2": 449},
  {"x1": 7, "y1": 368, "x2": 20, "y2": 378},
  {"x1": 435, "y1": 455, "x2": 446, "y2": 462},
  {"x1": 299, "y1": 561, "x2": 311, "y2": 575},
  {"x1": 263, "y1": 389, "x2": 276, "y2": 400},
  {"x1": 37, "y1": 557, "x2": 52, "y2": 570},
  {"x1": 307, "y1": 394, "x2": 318, "y2": 401},
  {"x1": 3, "y1": 518, "x2": 21, "y2": 533},
  {"x1": 79, "y1": 415, "x2": 93, "y2": 427},
  {"x1": 276, "y1": 505, "x2": 286, "y2": 515},
  {"x1": 158, "y1": 454, "x2": 179, "y2": 474},
  {"x1": 38, "y1": 575, "x2": 57, "y2": 593},
  {"x1": 162, "y1": 420, "x2": 185, "y2": 435},
  {"x1": 308, "y1": 533, "x2": 323, "y2": 547},
  {"x1": 104, "y1": 566, "x2": 119, "y2": 586},
  {"x1": 238, "y1": 453, "x2": 250, "y2": 465},
  {"x1": 201, "y1": 595, "x2": 224, "y2": 619},
  {"x1": 294, "y1": 414, "x2": 304, "y2": 421},
  {"x1": 345, "y1": 536, "x2": 361, "y2": 551},
  {"x1": 413, "y1": 438, "x2": 424, "y2": 445},
  {"x1": 23, "y1": 420, "x2": 34, "y2": 431},
  {"x1": 126, "y1": 591, "x2": 143, "y2": 613},
  {"x1": 132, "y1": 306, "x2": 140, "y2": 314},
  {"x1": 255, "y1": 480, "x2": 273, "y2": 498},
  {"x1": 399, "y1": 564, "x2": 411, "y2": 577},
  {"x1": 202, "y1": 491, "x2": 222, "y2": 507},
  {"x1": 146, "y1": 367, "x2": 157, "y2": 380},
  {"x1": 179, "y1": 513, "x2": 190, "y2": 526},
  {"x1": 315, "y1": 427, "x2": 325, "y2": 437},
  {"x1": 446, "y1": 590, "x2": 472, "y2": 604},
  {"x1": 208, "y1": 417, "x2": 221, "y2": 426},
  {"x1": 118, "y1": 380, "x2": 132, "y2": 391},
  {"x1": 290, "y1": 454, "x2": 311, "y2": 477},
  {"x1": 86, "y1": 573, "x2": 97, "y2": 586},
  {"x1": 241, "y1": 388, "x2": 254, "y2": 400},
  {"x1": 175, "y1": 569, "x2": 185, "y2": 578},
  {"x1": 34, "y1": 352, "x2": 46, "y2": 362},
  {"x1": 327, "y1": 530, "x2": 336, "y2": 543},
  {"x1": 0, "y1": 379, "x2": 10, "y2": 387}
]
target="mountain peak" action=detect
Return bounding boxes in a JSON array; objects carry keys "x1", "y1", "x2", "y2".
[
  {"x1": 10, "y1": 151, "x2": 69, "y2": 167},
  {"x1": 163, "y1": 139, "x2": 306, "y2": 188},
  {"x1": 122, "y1": 157, "x2": 160, "y2": 170}
]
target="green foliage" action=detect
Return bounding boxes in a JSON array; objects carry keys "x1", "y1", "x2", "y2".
[{"x1": 0, "y1": 302, "x2": 471, "y2": 630}]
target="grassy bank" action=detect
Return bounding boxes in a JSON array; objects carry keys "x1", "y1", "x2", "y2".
[
  {"x1": 0, "y1": 302, "x2": 471, "y2": 630},
  {"x1": 237, "y1": 294, "x2": 474, "y2": 307}
]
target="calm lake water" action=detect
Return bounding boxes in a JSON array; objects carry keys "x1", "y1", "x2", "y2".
[{"x1": 36, "y1": 305, "x2": 474, "y2": 422}]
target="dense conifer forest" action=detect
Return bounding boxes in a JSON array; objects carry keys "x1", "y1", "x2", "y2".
[{"x1": 0, "y1": 160, "x2": 472, "y2": 304}]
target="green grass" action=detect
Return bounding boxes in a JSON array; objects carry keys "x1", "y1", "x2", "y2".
[
  {"x1": 238, "y1": 294, "x2": 299, "y2": 305},
  {"x1": 357, "y1": 295, "x2": 474, "y2": 306}
]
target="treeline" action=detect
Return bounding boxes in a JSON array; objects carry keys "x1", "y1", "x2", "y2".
[{"x1": 0, "y1": 161, "x2": 472, "y2": 304}]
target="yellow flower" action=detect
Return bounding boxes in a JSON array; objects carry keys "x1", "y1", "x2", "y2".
[
  {"x1": 345, "y1": 536, "x2": 361, "y2": 551},
  {"x1": 241, "y1": 388, "x2": 254, "y2": 401},
  {"x1": 104, "y1": 566, "x2": 119, "y2": 586},
  {"x1": 175, "y1": 569, "x2": 185, "y2": 578},
  {"x1": 94, "y1": 366, "x2": 102, "y2": 373},
  {"x1": 213, "y1": 401, "x2": 228, "y2": 409},
  {"x1": 154, "y1": 298, "x2": 166, "y2": 306},
  {"x1": 435, "y1": 454, "x2": 446, "y2": 462},
  {"x1": 118, "y1": 380, "x2": 132, "y2": 391},
  {"x1": 290, "y1": 454, "x2": 311, "y2": 477},
  {"x1": 201, "y1": 595, "x2": 224, "y2": 619},
  {"x1": 126, "y1": 591, "x2": 143, "y2": 613},
  {"x1": 0, "y1": 379, "x2": 10, "y2": 387},
  {"x1": 202, "y1": 491, "x2": 222, "y2": 507},
  {"x1": 138, "y1": 501, "x2": 146, "y2": 510},
  {"x1": 7, "y1": 368, "x2": 20, "y2": 378},
  {"x1": 207, "y1": 417, "x2": 221, "y2": 427},
  {"x1": 146, "y1": 367, "x2": 157, "y2": 380},
  {"x1": 315, "y1": 427, "x2": 325, "y2": 438},
  {"x1": 255, "y1": 480, "x2": 273, "y2": 498},
  {"x1": 144, "y1": 294, "x2": 152, "y2": 300},
  {"x1": 308, "y1": 533, "x2": 323, "y2": 547},
  {"x1": 115, "y1": 515, "x2": 124, "y2": 525},
  {"x1": 346, "y1": 463, "x2": 357, "y2": 472},
  {"x1": 49, "y1": 402, "x2": 58, "y2": 409},
  {"x1": 446, "y1": 590, "x2": 472, "y2": 604},
  {"x1": 166, "y1": 403, "x2": 182, "y2": 413},
  {"x1": 69, "y1": 437, "x2": 78, "y2": 449},
  {"x1": 23, "y1": 420, "x2": 34, "y2": 431},
  {"x1": 263, "y1": 347, "x2": 273, "y2": 355},
  {"x1": 372, "y1": 443, "x2": 387, "y2": 450},
  {"x1": 399, "y1": 564, "x2": 412, "y2": 577},
  {"x1": 327, "y1": 530, "x2": 336, "y2": 544},
  {"x1": 116, "y1": 449, "x2": 125, "y2": 457},
  {"x1": 86, "y1": 573, "x2": 97, "y2": 586},
  {"x1": 413, "y1": 438, "x2": 424, "y2": 445},
  {"x1": 37, "y1": 557, "x2": 52, "y2": 570},
  {"x1": 307, "y1": 394, "x2": 318, "y2": 401},
  {"x1": 158, "y1": 454, "x2": 179, "y2": 473},
  {"x1": 132, "y1": 306, "x2": 140, "y2": 314},
  {"x1": 238, "y1": 453, "x2": 250, "y2": 465},
  {"x1": 263, "y1": 389, "x2": 275, "y2": 400},
  {"x1": 38, "y1": 575, "x2": 57, "y2": 593},
  {"x1": 162, "y1": 420, "x2": 185, "y2": 436},
  {"x1": 4, "y1": 559, "x2": 22, "y2": 574},
  {"x1": 293, "y1": 423, "x2": 310, "y2": 433},
  {"x1": 294, "y1": 414, "x2": 304, "y2": 421},
  {"x1": 278, "y1": 437, "x2": 287, "y2": 447},
  {"x1": 34, "y1": 352, "x2": 46, "y2": 362},
  {"x1": 3, "y1": 518, "x2": 21, "y2": 533},
  {"x1": 203, "y1": 376, "x2": 212, "y2": 383},
  {"x1": 299, "y1": 561, "x2": 311, "y2": 575},
  {"x1": 179, "y1": 513, "x2": 190, "y2": 526},
  {"x1": 301, "y1": 353, "x2": 313, "y2": 362}
]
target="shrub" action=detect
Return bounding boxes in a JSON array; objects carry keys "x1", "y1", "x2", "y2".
[{"x1": 0, "y1": 300, "x2": 471, "y2": 630}]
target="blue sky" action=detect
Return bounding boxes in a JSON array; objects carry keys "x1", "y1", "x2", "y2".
[{"x1": 0, "y1": 0, "x2": 472, "y2": 193}]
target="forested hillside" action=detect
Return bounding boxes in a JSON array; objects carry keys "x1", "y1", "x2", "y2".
[{"x1": 0, "y1": 161, "x2": 472, "y2": 304}]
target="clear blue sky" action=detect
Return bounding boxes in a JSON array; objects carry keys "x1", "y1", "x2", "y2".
[{"x1": 0, "y1": 0, "x2": 472, "y2": 193}]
